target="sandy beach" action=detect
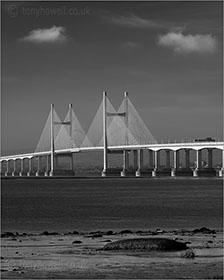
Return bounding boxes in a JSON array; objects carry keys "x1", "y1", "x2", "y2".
[{"x1": 1, "y1": 228, "x2": 223, "y2": 279}]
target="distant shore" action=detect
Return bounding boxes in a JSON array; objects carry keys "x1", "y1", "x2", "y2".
[{"x1": 1, "y1": 175, "x2": 223, "y2": 179}]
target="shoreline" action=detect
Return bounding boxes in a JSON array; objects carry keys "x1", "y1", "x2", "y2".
[
  {"x1": 1, "y1": 227, "x2": 223, "y2": 279},
  {"x1": 1, "y1": 227, "x2": 223, "y2": 237}
]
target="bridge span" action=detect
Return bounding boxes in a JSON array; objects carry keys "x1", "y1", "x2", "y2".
[
  {"x1": 0, "y1": 141, "x2": 223, "y2": 177},
  {"x1": 1, "y1": 92, "x2": 223, "y2": 177}
]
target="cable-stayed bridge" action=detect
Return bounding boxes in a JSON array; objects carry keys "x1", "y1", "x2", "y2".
[{"x1": 1, "y1": 92, "x2": 223, "y2": 177}]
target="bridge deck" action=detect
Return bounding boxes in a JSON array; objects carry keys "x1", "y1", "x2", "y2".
[{"x1": 0, "y1": 142, "x2": 223, "y2": 161}]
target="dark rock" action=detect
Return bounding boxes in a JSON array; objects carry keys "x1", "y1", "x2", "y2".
[
  {"x1": 193, "y1": 227, "x2": 216, "y2": 234},
  {"x1": 22, "y1": 233, "x2": 27, "y2": 236},
  {"x1": 40, "y1": 231, "x2": 49, "y2": 236},
  {"x1": 1, "y1": 269, "x2": 8, "y2": 272},
  {"x1": 1, "y1": 256, "x2": 4, "y2": 259},
  {"x1": 103, "y1": 237, "x2": 187, "y2": 251},
  {"x1": 72, "y1": 240, "x2": 82, "y2": 244},
  {"x1": 1, "y1": 232, "x2": 15, "y2": 238},
  {"x1": 207, "y1": 240, "x2": 213, "y2": 243},
  {"x1": 119, "y1": 230, "x2": 133, "y2": 234},
  {"x1": 181, "y1": 249, "x2": 195, "y2": 259},
  {"x1": 40, "y1": 231, "x2": 59, "y2": 236},
  {"x1": 106, "y1": 230, "x2": 114, "y2": 235},
  {"x1": 73, "y1": 231, "x2": 79, "y2": 235}
]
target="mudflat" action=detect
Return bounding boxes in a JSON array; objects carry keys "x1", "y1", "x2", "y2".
[{"x1": 1, "y1": 228, "x2": 223, "y2": 279}]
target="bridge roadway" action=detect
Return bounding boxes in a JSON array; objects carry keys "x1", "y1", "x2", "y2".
[
  {"x1": 1, "y1": 141, "x2": 223, "y2": 177},
  {"x1": 0, "y1": 141, "x2": 223, "y2": 161}
]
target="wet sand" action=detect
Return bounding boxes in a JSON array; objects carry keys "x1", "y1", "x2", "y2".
[{"x1": 1, "y1": 228, "x2": 223, "y2": 279}]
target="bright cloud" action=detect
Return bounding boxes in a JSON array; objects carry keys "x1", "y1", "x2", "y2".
[
  {"x1": 20, "y1": 26, "x2": 68, "y2": 43},
  {"x1": 158, "y1": 32, "x2": 217, "y2": 54}
]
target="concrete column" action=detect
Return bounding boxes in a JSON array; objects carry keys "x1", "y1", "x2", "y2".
[
  {"x1": 219, "y1": 149, "x2": 224, "y2": 177},
  {"x1": 173, "y1": 150, "x2": 180, "y2": 169},
  {"x1": 165, "y1": 150, "x2": 170, "y2": 169},
  {"x1": 152, "y1": 150, "x2": 160, "y2": 177},
  {"x1": 27, "y1": 158, "x2": 32, "y2": 176},
  {"x1": 50, "y1": 104, "x2": 55, "y2": 177},
  {"x1": 69, "y1": 104, "x2": 73, "y2": 149},
  {"x1": 185, "y1": 149, "x2": 190, "y2": 168},
  {"x1": 136, "y1": 150, "x2": 143, "y2": 176},
  {"x1": 12, "y1": 160, "x2": 16, "y2": 176},
  {"x1": 133, "y1": 150, "x2": 138, "y2": 170},
  {"x1": 171, "y1": 150, "x2": 180, "y2": 177},
  {"x1": 207, "y1": 148, "x2": 213, "y2": 168},
  {"x1": 36, "y1": 156, "x2": 40, "y2": 176},
  {"x1": 196, "y1": 150, "x2": 202, "y2": 169},
  {"x1": 44, "y1": 155, "x2": 49, "y2": 176},
  {"x1": 148, "y1": 150, "x2": 153, "y2": 169},
  {"x1": 121, "y1": 150, "x2": 129, "y2": 176},
  {"x1": 102, "y1": 91, "x2": 108, "y2": 176},
  {"x1": 154, "y1": 150, "x2": 160, "y2": 170},
  {"x1": 19, "y1": 159, "x2": 24, "y2": 176},
  {"x1": 193, "y1": 150, "x2": 202, "y2": 177},
  {"x1": 5, "y1": 160, "x2": 9, "y2": 176},
  {"x1": 70, "y1": 153, "x2": 74, "y2": 171}
]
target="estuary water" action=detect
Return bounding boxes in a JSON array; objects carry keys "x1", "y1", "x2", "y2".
[{"x1": 1, "y1": 178, "x2": 223, "y2": 233}]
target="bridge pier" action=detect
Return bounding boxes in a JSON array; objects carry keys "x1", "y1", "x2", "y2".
[
  {"x1": 35, "y1": 156, "x2": 40, "y2": 176},
  {"x1": 135, "y1": 150, "x2": 143, "y2": 176},
  {"x1": 101, "y1": 91, "x2": 108, "y2": 177},
  {"x1": 44, "y1": 155, "x2": 49, "y2": 176},
  {"x1": 171, "y1": 150, "x2": 180, "y2": 177},
  {"x1": 27, "y1": 158, "x2": 33, "y2": 176},
  {"x1": 219, "y1": 149, "x2": 224, "y2": 177},
  {"x1": 193, "y1": 150, "x2": 202, "y2": 177},
  {"x1": 121, "y1": 150, "x2": 129, "y2": 176},
  {"x1": 19, "y1": 159, "x2": 26, "y2": 176},
  {"x1": 5, "y1": 160, "x2": 10, "y2": 176},
  {"x1": 152, "y1": 150, "x2": 160, "y2": 177},
  {"x1": 12, "y1": 159, "x2": 19, "y2": 176}
]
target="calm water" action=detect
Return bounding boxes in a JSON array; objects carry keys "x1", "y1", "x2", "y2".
[{"x1": 1, "y1": 178, "x2": 223, "y2": 233}]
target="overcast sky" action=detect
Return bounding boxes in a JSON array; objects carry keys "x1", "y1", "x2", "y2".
[{"x1": 1, "y1": 1, "x2": 223, "y2": 155}]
